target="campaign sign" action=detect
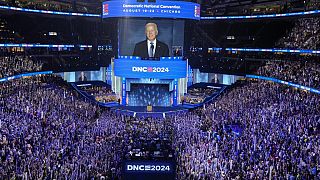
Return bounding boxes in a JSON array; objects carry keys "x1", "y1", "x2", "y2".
[
  {"x1": 123, "y1": 161, "x2": 175, "y2": 180},
  {"x1": 114, "y1": 59, "x2": 187, "y2": 79}
]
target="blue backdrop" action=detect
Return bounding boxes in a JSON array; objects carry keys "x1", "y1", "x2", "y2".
[{"x1": 128, "y1": 84, "x2": 170, "y2": 106}]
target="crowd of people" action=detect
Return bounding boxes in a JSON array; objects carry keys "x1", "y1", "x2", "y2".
[
  {"x1": 0, "y1": 55, "x2": 319, "y2": 179},
  {"x1": 182, "y1": 87, "x2": 217, "y2": 104},
  {"x1": 174, "y1": 78, "x2": 319, "y2": 179},
  {"x1": 257, "y1": 60, "x2": 320, "y2": 89},
  {"x1": 122, "y1": 117, "x2": 174, "y2": 161},
  {"x1": 95, "y1": 94, "x2": 118, "y2": 104},
  {"x1": 0, "y1": 74, "x2": 179, "y2": 179},
  {"x1": 277, "y1": 17, "x2": 320, "y2": 50},
  {"x1": 171, "y1": 58, "x2": 320, "y2": 179},
  {"x1": 0, "y1": 0, "x2": 97, "y2": 13},
  {"x1": 78, "y1": 85, "x2": 117, "y2": 103},
  {"x1": 0, "y1": 55, "x2": 43, "y2": 79},
  {"x1": 190, "y1": 49, "x2": 320, "y2": 76},
  {"x1": 0, "y1": 75, "x2": 126, "y2": 179},
  {"x1": 202, "y1": 0, "x2": 320, "y2": 17}
]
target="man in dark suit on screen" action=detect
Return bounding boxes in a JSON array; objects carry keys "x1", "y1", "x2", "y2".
[
  {"x1": 78, "y1": 71, "x2": 87, "y2": 81},
  {"x1": 133, "y1": 23, "x2": 169, "y2": 58}
]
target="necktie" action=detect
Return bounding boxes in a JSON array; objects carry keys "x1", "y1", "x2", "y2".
[{"x1": 149, "y1": 42, "x2": 154, "y2": 58}]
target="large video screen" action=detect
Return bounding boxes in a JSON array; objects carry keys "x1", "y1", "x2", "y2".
[
  {"x1": 103, "y1": 0, "x2": 200, "y2": 20},
  {"x1": 114, "y1": 59, "x2": 187, "y2": 79},
  {"x1": 118, "y1": 19, "x2": 184, "y2": 57}
]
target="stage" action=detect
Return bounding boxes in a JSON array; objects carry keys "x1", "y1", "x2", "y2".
[{"x1": 111, "y1": 105, "x2": 188, "y2": 118}]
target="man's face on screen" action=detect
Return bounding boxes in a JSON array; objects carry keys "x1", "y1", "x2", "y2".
[{"x1": 145, "y1": 25, "x2": 157, "y2": 41}]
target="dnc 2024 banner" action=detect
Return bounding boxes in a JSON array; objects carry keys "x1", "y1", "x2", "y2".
[
  {"x1": 114, "y1": 59, "x2": 187, "y2": 79},
  {"x1": 102, "y1": 0, "x2": 200, "y2": 20}
]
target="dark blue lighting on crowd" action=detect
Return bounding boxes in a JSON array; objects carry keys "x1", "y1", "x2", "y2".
[
  {"x1": 246, "y1": 75, "x2": 320, "y2": 94},
  {"x1": 0, "y1": 5, "x2": 100, "y2": 17},
  {"x1": 201, "y1": 10, "x2": 320, "y2": 20},
  {"x1": 209, "y1": 47, "x2": 320, "y2": 54}
]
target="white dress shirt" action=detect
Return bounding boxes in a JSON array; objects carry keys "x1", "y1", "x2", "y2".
[{"x1": 147, "y1": 39, "x2": 157, "y2": 57}]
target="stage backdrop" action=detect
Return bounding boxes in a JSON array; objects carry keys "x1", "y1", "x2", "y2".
[
  {"x1": 119, "y1": 19, "x2": 184, "y2": 57},
  {"x1": 128, "y1": 84, "x2": 170, "y2": 106}
]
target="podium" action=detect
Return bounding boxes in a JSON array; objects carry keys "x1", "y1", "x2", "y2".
[{"x1": 147, "y1": 105, "x2": 152, "y2": 112}]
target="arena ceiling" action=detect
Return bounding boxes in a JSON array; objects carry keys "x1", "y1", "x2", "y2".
[
  {"x1": 201, "y1": 0, "x2": 307, "y2": 15},
  {"x1": 50, "y1": 0, "x2": 307, "y2": 15}
]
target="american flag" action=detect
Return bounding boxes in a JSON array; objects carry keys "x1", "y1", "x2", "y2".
[
  {"x1": 103, "y1": 4, "x2": 109, "y2": 15},
  {"x1": 194, "y1": 5, "x2": 200, "y2": 17}
]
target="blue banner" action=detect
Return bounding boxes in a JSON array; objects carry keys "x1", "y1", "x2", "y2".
[
  {"x1": 102, "y1": 0, "x2": 200, "y2": 20},
  {"x1": 114, "y1": 59, "x2": 187, "y2": 79},
  {"x1": 0, "y1": 44, "x2": 93, "y2": 48}
]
